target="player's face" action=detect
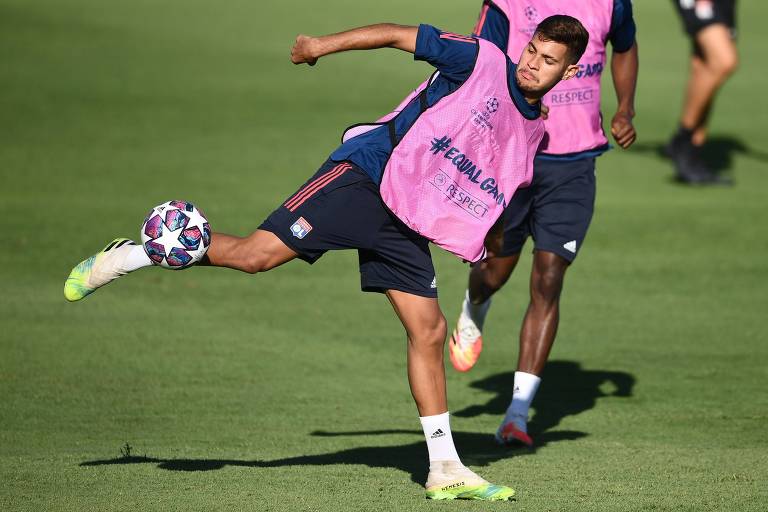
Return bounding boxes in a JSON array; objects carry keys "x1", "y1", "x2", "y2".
[{"x1": 515, "y1": 34, "x2": 579, "y2": 98}]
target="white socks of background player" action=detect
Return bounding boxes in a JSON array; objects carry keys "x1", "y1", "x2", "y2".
[
  {"x1": 122, "y1": 243, "x2": 153, "y2": 272},
  {"x1": 462, "y1": 290, "x2": 492, "y2": 331},
  {"x1": 502, "y1": 371, "x2": 541, "y2": 432}
]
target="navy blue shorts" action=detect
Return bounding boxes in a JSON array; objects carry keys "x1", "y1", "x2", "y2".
[
  {"x1": 500, "y1": 157, "x2": 596, "y2": 263},
  {"x1": 259, "y1": 159, "x2": 438, "y2": 298}
]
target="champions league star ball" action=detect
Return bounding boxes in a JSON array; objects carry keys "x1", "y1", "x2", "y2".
[{"x1": 141, "y1": 200, "x2": 211, "y2": 269}]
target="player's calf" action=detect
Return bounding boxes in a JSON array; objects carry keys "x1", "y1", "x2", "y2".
[{"x1": 204, "y1": 230, "x2": 297, "y2": 274}]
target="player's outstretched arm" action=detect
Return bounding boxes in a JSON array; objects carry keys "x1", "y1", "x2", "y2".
[
  {"x1": 610, "y1": 41, "x2": 639, "y2": 148},
  {"x1": 291, "y1": 23, "x2": 418, "y2": 65}
]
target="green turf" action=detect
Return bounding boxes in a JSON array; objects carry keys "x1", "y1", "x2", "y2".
[{"x1": 2, "y1": 0, "x2": 767, "y2": 510}]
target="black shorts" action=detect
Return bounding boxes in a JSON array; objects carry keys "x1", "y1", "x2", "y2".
[
  {"x1": 673, "y1": 0, "x2": 737, "y2": 41},
  {"x1": 259, "y1": 159, "x2": 438, "y2": 298},
  {"x1": 500, "y1": 157, "x2": 596, "y2": 263}
]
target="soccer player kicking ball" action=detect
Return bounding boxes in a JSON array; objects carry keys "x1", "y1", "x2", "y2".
[
  {"x1": 449, "y1": 0, "x2": 638, "y2": 449},
  {"x1": 65, "y1": 17, "x2": 588, "y2": 500}
]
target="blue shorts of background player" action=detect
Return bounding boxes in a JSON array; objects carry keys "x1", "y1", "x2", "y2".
[{"x1": 499, "y1": 157, "x2": 596, "y2": 262}]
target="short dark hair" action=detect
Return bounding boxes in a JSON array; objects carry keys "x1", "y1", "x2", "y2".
[{"x1": 534, "y1": 15, "x2": 589, "y2": 65}]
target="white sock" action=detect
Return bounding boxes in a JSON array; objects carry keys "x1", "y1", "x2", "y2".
[
  {"x1": 419, "y1": 412, "x2": 461, "y2": 463},
  {"x1": 462, "y1": 289, "x2": 491, "y2": 330},
  {"x1": 503, "y1": 371, "x2": 541, "y2": 431},
  {"x1": 122, "y1": 243, "x2": 153, "y2": 272}
]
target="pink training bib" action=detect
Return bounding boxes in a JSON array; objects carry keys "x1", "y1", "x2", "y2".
[
  {"x1": 477, "y1": 0, "x2": 613, "y2": 154},
  {"x1": 376, "y1": 39, "x2": 543, "y2": 262}
]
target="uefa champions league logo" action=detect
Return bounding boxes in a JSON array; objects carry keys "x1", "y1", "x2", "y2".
[
  {"x1": 524, "y1": 5, "x2": 539, "y2": 22},
  {"x1": 471, "y1": 98, "x2": 499, "y2": 131}
]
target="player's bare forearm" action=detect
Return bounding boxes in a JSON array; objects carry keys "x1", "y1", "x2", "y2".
[
  {"x1": 610, "y1": 42, "x2": 639, "y2": 148},
  {"x1": 612, "y1": 42, "x2": 638, "y2": 116},
  {"x1": 291, "y1": 24, "x2": 418, "y2": 65}
]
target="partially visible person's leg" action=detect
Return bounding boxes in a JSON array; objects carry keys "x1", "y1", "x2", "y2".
[
  {"x1": 449, "y1": 184, "x2": 534, "y2": 372},
  {"x1": 64, "y1": 229, "x2": 299, "y2": 302},
  {"x1": 516, "y1": 250, "x2": 570, "y2": 375},
  {"x1": 445, "y1": 255, "x2": 520, "y2": 372},
  {"x1": 468, "y1": 253, "x2": 521, "y2": 306},
  {"x1": 358, "y1": 205, "x2": 512, "y2": 499},
  {"x1": 64, "y1": 159, "x2": 355, "y2": 302},
  {"x1": 668, "y1": 0, "x2": 738, "y2": 184},
  {"x1": 203, "y1": 230, "x2": 298, "y2": 272},
  {"x1": 386, "y1": 290, "x2": 449, "y2": 416},
  {"x1": 496, "y1": 250, "x2": 569, "y2": 447},
  {"x1": 680, "y1": 24, "x2": 739, "y2": 145},
  {"x1": 385, "y1": 289, "x2": 514, "y2": 501},
  {"x1": 495, "y1": 157, "x2": 595, "y2": 447}
]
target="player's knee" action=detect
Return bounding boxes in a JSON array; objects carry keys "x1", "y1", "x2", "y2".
[
  {"x1": 719, "y1": 53, "x2": 739, "y2": 77},
  {"x1": 531, "y1": 267, "x2": 564, "y2": 304},
  {"x1": 485, "y1": 268, "x2": 512, "y2": 292},
  {"x1": 428, "y1": 314, "x2": 448, "y2": 346},
  {"x1": 411, "y1": 314, "x2": 447, "y2": 350},
  {"x1": 241, "y1": 250, "x2": 278, "y2": 274},
  {"x1": 241, "y1": 255, "x2": 265, "y2": 274},
  {"x1": 479, "y1": 260, "x2": 514, "y2": 292},
  {"x1": 710, "y1": 51, "x2": 739, "y2": 78}
]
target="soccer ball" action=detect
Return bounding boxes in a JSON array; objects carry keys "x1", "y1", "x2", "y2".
[{"x1": 141, "y1": 200, "x2": 211, "y2": 269}]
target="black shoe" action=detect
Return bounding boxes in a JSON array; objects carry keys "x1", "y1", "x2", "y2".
[
  {"x1": 664, "y1": 127, "x2": 696, "y2": 159},
  {"x1": 669, "y1": 139, "x2": 733, "y2": 186},
  {"x1": 663, "y1": 132, "x2": 685, "y2": 159},
  {"x1": 674, "y1": 165, "x2": 732, "y2": 185},
  {"x1": 673, "y1": 159, "x2": 733, "y2": 185}
]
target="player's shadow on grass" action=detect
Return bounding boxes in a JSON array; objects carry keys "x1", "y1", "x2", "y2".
[
  {"x1": 631, "y1": 136, "x2": 768, "y2": 174},
  {"x1": 453, "y1": 360, "x2": 635, "y2": 441},
  {"x1": 79, "y1": 431, "x2": 515, "y2": 485},
  {"x1": 79, "y1": 360, "x2": 634, "y2": 484}
]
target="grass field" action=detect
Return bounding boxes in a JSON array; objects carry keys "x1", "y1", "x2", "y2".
[{"x1": 2, "y1": 1, "x2": 767, "y2": 510}]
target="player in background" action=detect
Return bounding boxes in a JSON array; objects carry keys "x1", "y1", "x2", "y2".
[
  {"x1": 666, "y1": 0, "x2": 738, "y2": 184},
  {"x1": 64, "y1": 18, "x2": 588, "y2": 499},
  {"x1": 449, "y1": 0, "x2": 637, "y2": 448}
]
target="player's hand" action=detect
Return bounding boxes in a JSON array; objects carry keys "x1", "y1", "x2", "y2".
[
  {"x1": 291, "y1": 35, "x2": 319, "y2": 66},
  {"x1": 611, "y1": 110, "x2": 636, "y2": 149},
  {"x1": 540, "y1": 103, "x2": 549, "y2": 120}
]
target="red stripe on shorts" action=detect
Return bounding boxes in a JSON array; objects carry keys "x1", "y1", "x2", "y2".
[
  {"x1": 284, "y1": 163, "x2": 351, "y2": 212},
  {"x1": 284, "y1": 163, "x2": 347, "y2": 210}
]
